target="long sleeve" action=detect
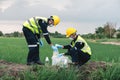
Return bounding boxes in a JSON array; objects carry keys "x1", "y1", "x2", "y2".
[
  {"x1": 38, "y1": 19, "x2": 51, "y2": 44},
  {"x1": 63, "y1": 45, "x2": 72, "y2": 49}
]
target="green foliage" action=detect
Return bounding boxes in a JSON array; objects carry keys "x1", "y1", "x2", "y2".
[
  {"x1": 89, "y1": 42, "x2": 120, "y2": 62},
  {"x1": 82, "y1": 33, "x2": 96, "y2": 39},
  {"x1": 117, "y1": 33, "x2": 120, "y2": 38},
  {"x1": 49, "y1": 31, "x2": 66, "y2": 38},
  {"x1": 0, "y1": 38, "x2": 120, "y2": 63},
  {"x1": 95, "y1": 27, "x2": 104, "y2": 34},
  {"x1": 0, "y1": 38, "x2": 120, "y2": 80},
  {"x1": 91, "y1": 63, "x2": 120, "y2": 80},
  {"x1": 15, "y1": 66, "x2": 77, "y2": 80},
  {"x1": 0, "y1": 31, "x2": 3, "y2": 36},
  {"x1": 12, "y1": 31, "x2": 20, "y2": 37},
  {"x1": 4, "y1": 32, "x2": 23, "y2": 37},
  {"x1": 93, "y1": 23, "x2": 117, "y2": 39},
  {"x1": 0, "y1": 38, "x2": 70, "y2": 64}
]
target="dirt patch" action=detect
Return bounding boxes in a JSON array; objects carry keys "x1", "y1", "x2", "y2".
[
  {"x1": 0, "y1": 60, "x2": 110, "y2": 79},
  {"x1": 0, "y1": 60, "x2": 28, "y2": 77},
  {"x1": 101, "y1": 42, "x2": 120, "y2": 45}
]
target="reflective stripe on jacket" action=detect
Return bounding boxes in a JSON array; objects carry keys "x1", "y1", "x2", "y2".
[
  {"x1": 23, "y1": 17, "x2": 48, "y2": 34},
  {"x1": 71, "y1": 35, "x2": 92, "y2": 55}
]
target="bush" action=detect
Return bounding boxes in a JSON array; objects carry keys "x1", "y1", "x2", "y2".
[
  {"x1": 0, "y1": 31, "x2": 3, "y2": 36},
  {"x1": 117, "y1": 33, "x2": 120, "y2": 38}
]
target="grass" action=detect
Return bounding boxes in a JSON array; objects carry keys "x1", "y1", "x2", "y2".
[
  {"x1": 21, "y1": 66, "x2": 77, "y2": 80},
  {"x1": 88, "y1": 42, "x2": 120, "y2": 62},
  {"x1": 91, "y1": 63, "x2": 120, "y2": 80},
  {"x1": 0, "y1": 37, "x2": 71, "y2": 64},
  {"x1": 0, "y1": 37, "x2": 120, "y2": 63},
  {"x1": 0, "y1": 37, "x2": 120, "y2": 80},
  {"x1": 95, "y1": 38, "x2": 120, "y2": 42}
]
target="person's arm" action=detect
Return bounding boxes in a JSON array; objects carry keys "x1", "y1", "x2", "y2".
[
  {"x1": 63, "y1": 45, "x2": 72, "y2": 49},
  {"x1": 38, "y1": 19, "x2": 52, "y2": 45},
  {"x1": 74, "y1": 42, "x2": 85, "y2": 49}
]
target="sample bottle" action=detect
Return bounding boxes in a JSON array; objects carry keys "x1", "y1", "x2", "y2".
[{"x1": 45, "y1": 57, "x2": 49, "y2": 66}]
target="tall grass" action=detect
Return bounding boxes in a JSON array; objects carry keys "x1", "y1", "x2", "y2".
[
  {"x1": 91, "y1": 63, "x2": 120, "y2": 80},
  {"x1": 21, "y1": 66, "x2": 77, "y2": 80},
  {"x1": 0, "y1": 37, "x2": 120, "y2": 63},
  {"x1": 0, "y1": 37, "x2": 70, "y2": 64},
  {"x1": 0, "y1": 37, "x2": 120, "y2": 80}
]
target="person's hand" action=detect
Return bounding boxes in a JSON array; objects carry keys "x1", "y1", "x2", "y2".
[
  {"x1": 39, "y1": 39, "x2": 43, "y2": 47},
  {"x1": 55, "y1": 44, "x2": 63, "y2": 49},
  {"x1": 51, "y1": 45, "x2": 58, "y2": 51},
  {"x1": 57, "y1": 53, "x2": 63, "y2": 57}
]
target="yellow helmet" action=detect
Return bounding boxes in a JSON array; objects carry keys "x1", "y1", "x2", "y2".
[
  {"x1": 51, "y1": 15, "x2": 60, "y2": 26},
  {"x1": 66, "y1": 27, "x2": 77, "y2": 37}
]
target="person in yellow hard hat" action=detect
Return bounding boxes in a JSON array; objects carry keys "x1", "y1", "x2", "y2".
[
  {"x1": 22, "y1": 15, "x2": 60, "y2": 65},
  {"x1": 56, "y1": 27, "x2": 92, "y2": 67}
]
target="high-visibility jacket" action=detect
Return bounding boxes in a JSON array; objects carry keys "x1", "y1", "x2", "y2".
[
  {"x1": 71, "y1": 35, "x2": 92, "y2": 55},
  {"x1": 23, "y1": 17, "x2": 48, "y2": 34}
]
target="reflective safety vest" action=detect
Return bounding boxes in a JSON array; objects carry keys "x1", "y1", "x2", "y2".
[
  {"x1": 71, "y1": 35, "x2": 92, "y2": 55},
  {"x1": 23, "y1": 17, "x2": 48, "y2": 34}
]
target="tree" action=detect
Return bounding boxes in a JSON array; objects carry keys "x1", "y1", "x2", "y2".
[
  {"x1": 95, "y1": 27, "x2": 104, "y2": 34},
  {"x1": 117, "y1": 33, "x2": 120, "y2": 38},
  {"x1": 95, "y1": 27, "x2": 105, "y2": 39},
  {"x1": 104, "y1": 22, "x2": 116, "y2": 38},
  {"x1": 49, "y1": 31, "x2": 65, "y2": 38},
  {"x1": 13, "y1": 31, "x2": 19, "y2": 37},
  {"x1": 0, "y1": 31, "x2": 3, "y2": 36},
  {"x1": 117, "y1": 28, "x2": 120, "y2": 32}
]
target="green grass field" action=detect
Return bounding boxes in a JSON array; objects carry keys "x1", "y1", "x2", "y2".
[
  {"x1": 0, "y1": 37, "x2": 120, "y2": 80},
  {"x1": 0, "y1": 37, "x2": 120, "y2": 63}
]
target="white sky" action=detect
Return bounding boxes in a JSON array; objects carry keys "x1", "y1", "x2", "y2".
[{"x1": 0, "y1": 0, "x2": 120, "y2": 34}]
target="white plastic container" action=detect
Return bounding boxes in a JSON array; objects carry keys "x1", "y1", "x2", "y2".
[
  {"x1": 52, "y1": 51, "x2": 59, "y2": 66},
  {"x1": 45, "y1": 57, "x2": 50, "y2": 66},
  {"x1": 52, "y1": 51, "x2": 71, "y2": 68}
]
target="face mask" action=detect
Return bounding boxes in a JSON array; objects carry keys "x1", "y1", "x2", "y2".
[
  {"x1": 49, "y1": 24, "x2": 54, "y2": 27},
  {"x1": 69, "y1": 37, "x2": 73, "y2": 40}
]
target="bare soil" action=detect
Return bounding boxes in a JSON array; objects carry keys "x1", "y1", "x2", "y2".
[
  {"x1": 0, "y1": 60, "x2": 28, "y2": 77},
  {"x1": 101, "y1": 42, "x2": 120, "y2": 45},
  {"x1": 0, "y1": 60, "x2": 109, "y2": 79}
]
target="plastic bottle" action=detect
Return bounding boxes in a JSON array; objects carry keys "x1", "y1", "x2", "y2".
[{"x1": 45, "y1": 57, "x2": 49, "y2": 66}]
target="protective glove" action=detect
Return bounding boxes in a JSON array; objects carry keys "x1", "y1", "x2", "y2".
[
  {"x1": 51, "y1": 45, "x2": 58, "y2": 51},
  {"x1": 57, "y1": 53, "x2": 63, "y2": 57},
  {"x1": 55, "y1": 44, "x2": 63, "y2": 49},
  {"x1": 39, "y1": 39, "x2": 43, "y2": 47}
]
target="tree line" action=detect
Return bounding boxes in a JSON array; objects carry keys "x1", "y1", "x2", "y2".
[
  {"x1": 0, "y1": 31, "x2": 65, "y2": 38},
  {"x1": 0, "y1": 22, "x2": 120, "y2": 39},
  {"x1": 82, "y1": 22, "x2": 120, "y2": 39},
  {"x1": 0, "y1": 31, "x2": 23, "y2": 37}
]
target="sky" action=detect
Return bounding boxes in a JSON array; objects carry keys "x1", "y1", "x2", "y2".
[{"x1": 0, "y1": 0, "x2": 120, "y2": 34}]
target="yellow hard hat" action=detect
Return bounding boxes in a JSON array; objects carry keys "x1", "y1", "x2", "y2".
[
  {"x1": 51, "y1": 15, "x2": 60, "y2": 26},
  {"x1": 66, "y1": 27, "x2": 77, "y2": 37}
]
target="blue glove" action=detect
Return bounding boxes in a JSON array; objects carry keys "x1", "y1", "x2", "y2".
[
  {"x1": 39, "y1": 39, "x2": 43, "y2": 47},
  {"x1": 57, "y1": 54, "x2": 63, "y2": 57},
  {"x1": 51, "y1": 45, "x2": 58, "y2": 51},
  {"x1": 55, "y1": 44, "x2": 63, "y2": 48}
]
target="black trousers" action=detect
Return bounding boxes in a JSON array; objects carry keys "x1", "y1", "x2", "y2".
[
  {"x1": 67, "y1": 48, "x2": 91, "y2": 66},
  {"x1": 22, "y1": 27, "x2": 40, "y2": 63}
]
